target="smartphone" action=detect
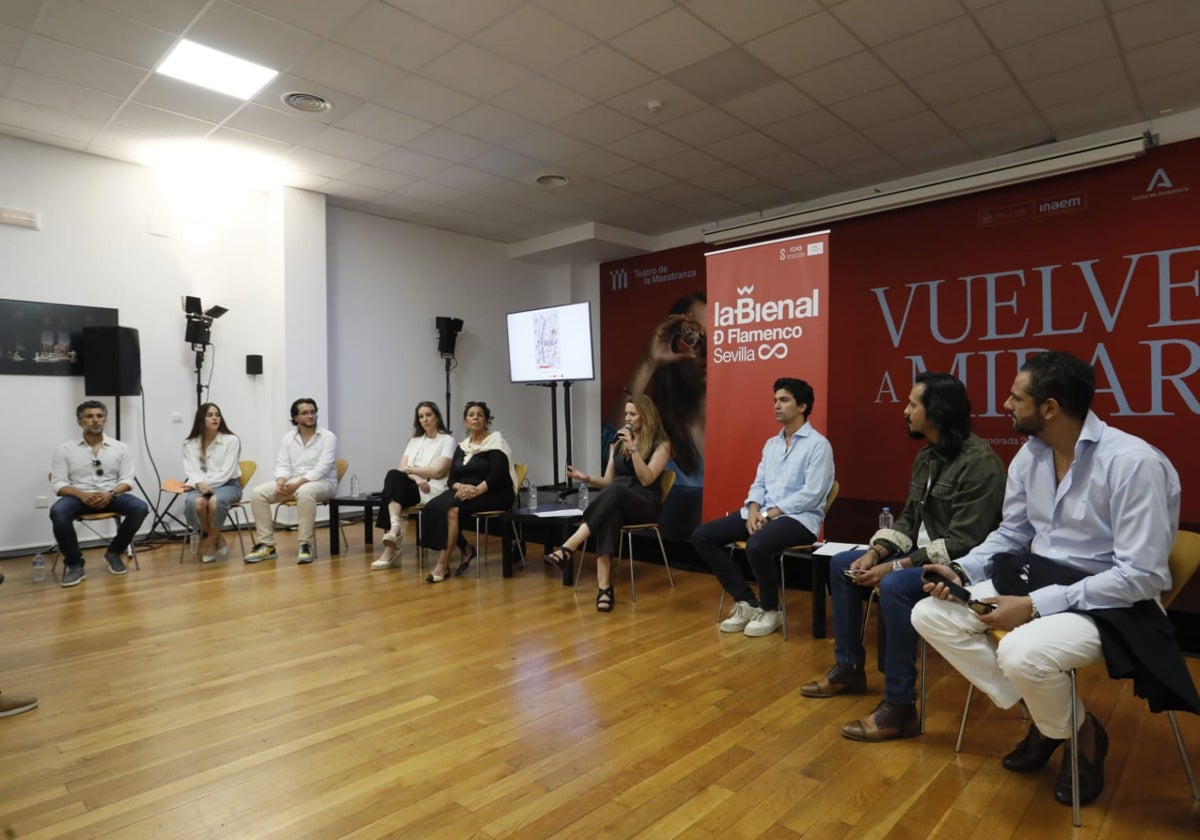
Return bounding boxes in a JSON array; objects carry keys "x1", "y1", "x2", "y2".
[
  {"x1": 922, "y1": 568, "x2": 995, "y2": 615},
  {"x1": 843, "y1": 568, "x2": 862, "y2": 579}
]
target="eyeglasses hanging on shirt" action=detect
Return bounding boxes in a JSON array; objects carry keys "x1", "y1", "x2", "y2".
[{"x1": 92, "y1": 458, "x2": 104, "y2": 477}]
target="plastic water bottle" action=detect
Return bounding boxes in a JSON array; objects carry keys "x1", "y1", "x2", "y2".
[
  {"x1": 189, "y1": 532, "x2": 200, "y2": 556},
  {"x1": 350, "y1": 473, "x2": 360, "y2": 498},
  {"x1": 528, "y1": 481, "x2": 539, "y2": 510},
  {"x1": 879, "y1": 506, "x2": 894, "y2": 530},
  {"x1": 32, "y1": 552, "x2": 46, "y2": 582},
  {"x1": 578, "y1": 484, "x2": 589, "y2": 510}
]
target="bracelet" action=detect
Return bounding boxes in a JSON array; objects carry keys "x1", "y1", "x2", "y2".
[{"x1": 892, "y1": 559, "x2": 904, "y2": 573}]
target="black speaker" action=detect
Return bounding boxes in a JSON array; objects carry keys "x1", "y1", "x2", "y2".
[
  {"x1": 436, "y1": 316, "x2": 463, "y2": 357},
  {"x1": 82, "y1": 326, "x2": 141, "y2": 396},
  {"x1": 246, "y1": 354, "x2": 263, "y2": 375}
]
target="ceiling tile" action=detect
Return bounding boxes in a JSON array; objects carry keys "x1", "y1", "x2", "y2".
[
  {"x1": 404, "y1": 126, "x2": 492, "y2": 162},
  {"x1": 91, "y1": 0, "x2": 208, "y2": 34},
  {"x1": 1135, "y1": 65, "x2": 1200, "y2": 115},
  {"x1": 186, "y1": 0, "x2": 318, "y2": 70},
  {"x1": 1040, "y1": 86, "x2": 1141, "y2": 138},
  {"x1": 611, "y1": 8, "x2": 730, "y2": 75},
  {"x1": 376, "y1": 75, "x2": 477, "y2": 123},
  {"x1": 725, "y1": 180, "x2": 792, "y2": 206},
  {"x1": 793, "y1": 51, "x2": 898, "y2": 106},
  {"x1": 658, "y1": 106, "x2": 748, "y2": 145},
  {"x1": 1114, "y1": 0, "x2": 1200, "y2": 50},
  {"x1": 720, "y1": 80, "x2": 817, "y2": 126},
  {"x1": 323, "y1": 179, "x2": 387, "y2": 202},
  {"x1": 668, "y1": 47, "x2": 781, "y2": 104},
  {"x1": 829, "y1": 84, "x2": 927, "y2": 129},
  {"x1": 0, "y1": 23, "x2": 24, "y2": 64},
  {"x1": 288, "y1": 40, "x2": 404, "y2": 99},
  {"x1": 761, "y1": 108, "x2": 852, "y2": 147},
  {"x1": 332, "y1": 2, "x2": 458, "y2": 70},
  {"x1": 472, "y1": 4, "x2": 596, "y2": 73},
  {"x1": 862, "y1": 110, "x2": 953, "y2": 150},
  {"x1": 299, "y1": 125, "x2": 393, "y2": 162},
  {"x1": 826, "y1": 152, "x2": 906, "y2": 184},
  {"x1": 703, "y1": 130, "x2": 787, "y2": 164},
  {"x1": 559, "y1": 146, "x2": 637, "y2": 178},
  {"x1": 224, "y1": 102, "x2": 326, "y2": 143},
  {"x1": 339, "y1": 163, "x2": 414, "y2": 191},
  {"x1": 0, "y1": 97, "x2": 101, "y2": 143},
  {"x1": 1023, "y1": 57, "x2": 1129, "y2": 110},
  {"x1": 1002, "y1": 18, "x2": 1118, "y2": 81},
  {"x1": 335, "y1": 102, "x2": 432, "y2": 144},
  {"x1": 503, "y1": 127, "x2": 591, "y2": 162},
  {"x1": 397, "y1": 179, "x2": 466, "y2": 202},
  {"x1": 253, "y1": 73, "x2": 362, "y2": 124},
  {"x1": 907, "y1": 54, "x2": 1014, "y2": 106},
  {"x1": 205, "y1": 124, "x2": 292, "y2": 156},
  {"x1": 889, "y1": 133, "x2": 975, "y2": 166},
  {"x1": 605, "y1": 78, "x2": 709, "y2": 127},
  {"x1": 832, "y1": 0, "x2": 964, "y2": 46},
  {"x1": 959, "y1": 112, "x2": 1053, "y2": 155},
  {"x1": 112, "y1": 101, "x2": 215, "y2": 138},
  {"x1": 603, "y1": 165, "x2": 677, "y2": 192},
  {"x1": 381, "y1": 0, "x2": 522, "y2": 38},
  {"x1": 744, "y1": 12, "x2": 862, "y2": 77},
  {"x1": 972, "y1": 0, "x2": 1106, "y2": 50},
  {"x1": 419, "y1": 41, "x2": 531, "y2": 99},
  {"x1": 553, "y1": 103, "x2": 645, "y2": 144},
  {"x1": 372, "y1": 144, "x2": 455, "y2": 176},
  {"x1": 466, "y1": 147, "x2": 544, "y2": 178},
  {"x1": 740, "y1": 149, "x2": 818, "y2": 179},
  {"x1": 0, "y1": 0, "x2": 40, "y2": 29},
  {"x1": 800, "y1": 131, "x2": 882, "y2": 166},
  {"x1": 6, "y1": 68, "x2": 123, "y2": 122},
  {"x1": 445, "y1": 102, "x2": 538, "y2": 143},
  {"x1": 685, "y1": 0, "x2": 819, "y2": 43},
  {"x1": 135, "y1": 75, "x2": 247, "y2": 125},
  {"x1": 873, "y1": 16, "x2": 992, "y2": 79},
  {"x1": 937, "y1": 85, "x2": 1033, "y2": 130},
  {"x1": 651, "y1": 148, "x2": 725, "y2": 179},
  {"x1": 493, "y1": 76, "x2": 592, "y2": 123},
  {"x1": 606, "y1": 128, "x2": 690, "y2": 163},
  {"x1": 545, "y1": 0, "x2": 675, "y2": 41},
  {"x1": 546, "y1": 44, "x2": 656, "y2": 101},
  {"x1": 35, "y1": 0, "x2": 174, "y2": 69},
  {"x1": 427, "y1": 164, "x2": 503, "y2": 191},
  {"x1": 1126, "y1": 30, "x2": 1200, "y2": 82},
  {"x1": 232, "y1": 0, "x2": 371, "y2": 37}
]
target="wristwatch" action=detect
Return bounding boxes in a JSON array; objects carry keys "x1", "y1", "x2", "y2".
[{"x1": 1029, "y1": 598, "x2": 1041, "y2": 620}]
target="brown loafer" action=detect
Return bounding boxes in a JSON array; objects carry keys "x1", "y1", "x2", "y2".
[
  {"x1": 840, "y1": 700, "x2": 920, "y2": 742},
  {"x1": 800, "y1": 662, "x2": 867, "y2": 698}
]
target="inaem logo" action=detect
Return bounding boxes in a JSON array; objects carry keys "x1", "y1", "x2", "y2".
[
  {"x1": 1146, "y1": 168, "x2": 1174, "y2": 191},
  {"x1": 610, "y1": 268, "x2": 629, "y2": 290}
]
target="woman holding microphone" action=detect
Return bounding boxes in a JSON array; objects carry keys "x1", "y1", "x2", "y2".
[{"x1": 548, "y1": 393, "x2": 670, "y2": 612}]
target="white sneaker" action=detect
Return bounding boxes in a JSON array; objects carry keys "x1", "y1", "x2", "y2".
[
  {"x1": 719, "y1": 601, "x2": 760, "y2": 633},
  {"x1": 744, "y1": 609, "x2": 784, "y2": 637}
]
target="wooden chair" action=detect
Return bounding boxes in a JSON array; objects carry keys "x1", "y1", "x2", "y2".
[
  {"x1": 948, "y1": 530, "x2": 1200, "y2": 827},
  {"x1": 465, "y1": 463, "x2": 527, "y2": 578},
  {"x1": 180, "y1": 460, "x2": 257, "y2": 562},
  {"x1": 574, "y1": 470, "x2": 677, "y2": 602},
  {"x1": 271, "y1": 458, "x2": 349, "y2": 557},
  {"x1": 716, "y1": 479, "x2": 840, "y2": 639}
]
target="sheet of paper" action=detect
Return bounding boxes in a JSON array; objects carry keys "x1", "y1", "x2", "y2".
[
  {"x1": 813, "y1": 541, "x2": 869, "y2": 556},
  {"x1": 533, "y1": 508, "x2": 583, "y2": 517}
]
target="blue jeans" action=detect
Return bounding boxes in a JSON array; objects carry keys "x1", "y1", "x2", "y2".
[
  {"x1": 50, "y1": 493, "x2": 150, "y2": 567},
  {"x1": 829, "y1": 549, "x2": 927, "y2": 704}
]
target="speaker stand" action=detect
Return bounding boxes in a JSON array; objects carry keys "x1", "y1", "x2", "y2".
[{"x1": 192, "y1": 344, "x2": 208, "y2": 410}]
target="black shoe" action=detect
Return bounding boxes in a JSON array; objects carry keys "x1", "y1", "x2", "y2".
[
  {"x1": 453, "y1": 543, "x2": 476, "y2": 577},
  {"x1": 1055, "y1": 714, "x2": 1108, "y2": 806},
  {"x1": 1003, "y1": 722, "x2": 1065, "y2": 773}
]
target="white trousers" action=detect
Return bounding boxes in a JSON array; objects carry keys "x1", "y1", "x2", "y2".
[
  {"x1": 910, "y1": 579, "x2": 1102, "y2": 739},
  {"x1": 250, "y1": 480, "x2": 336, "y2": 547}
]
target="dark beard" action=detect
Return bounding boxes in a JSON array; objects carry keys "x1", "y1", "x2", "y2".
[{"x1": 906, "y1": 428, "x2": 926, "y2": 440}]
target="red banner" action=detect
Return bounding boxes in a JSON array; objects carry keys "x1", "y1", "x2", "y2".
[
  {"x1": 599, "y1": 244, "x2": 707, "y2": 539},
  {"x1": 827, "y1": 139, "x2": 1200, "y2": 521},
  {"x1": 704, "y1": 232, "x2": 831, "y2": 520}
]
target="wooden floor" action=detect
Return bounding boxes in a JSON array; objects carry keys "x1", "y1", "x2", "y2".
[{"x1": 2, "y1": 527, "x2": 1198, "y2": 840}]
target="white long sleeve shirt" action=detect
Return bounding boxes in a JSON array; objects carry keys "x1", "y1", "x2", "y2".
[
  {"x1": 275, "y1": 426, "x2": 338, "y2": 484},
  {"x1": 182, "y1": 432, "x2": 242, "y2": 486}
]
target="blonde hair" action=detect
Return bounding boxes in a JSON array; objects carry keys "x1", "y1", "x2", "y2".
[{"x1": 624, "y1": 394, "x2": 667, "y2": 462}]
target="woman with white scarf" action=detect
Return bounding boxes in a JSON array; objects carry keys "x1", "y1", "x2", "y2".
[{"x1": 420, "y1": 401, "x2": 517, "y2": 582}]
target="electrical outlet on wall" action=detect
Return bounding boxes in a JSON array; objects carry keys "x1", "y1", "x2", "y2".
[
  {"x1": 171, "y1": 412, "x2": 183, "y2": 423},
  {"x1": 34, "y1": 495, "x2": 51, "y2": 509}
]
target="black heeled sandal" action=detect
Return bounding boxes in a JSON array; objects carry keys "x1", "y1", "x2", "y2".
[
  {"x1": 545, "y1": 546, "x2": 573, "y2": 569},
  {"x1": 453, "y1": 542, "x2": 477, "y2": 577},
  {"x1": 595, "y1": 585, "x2": 614, "y2": 613}
]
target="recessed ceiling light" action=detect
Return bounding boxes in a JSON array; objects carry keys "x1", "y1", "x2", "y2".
[
  {"x1": 157, "y1": 39, "x2": 278, "y2": 100},
  {"x1": 282, "y1": 92, "x2": 333, "y2": 114},
  {"x1": 535, "y1": 174, "x2": 570, "y2": 188}
]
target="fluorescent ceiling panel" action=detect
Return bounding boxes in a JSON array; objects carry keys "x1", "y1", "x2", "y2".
[{"x1": 157, "y1": 40, "x2": 278, "y2": 100}]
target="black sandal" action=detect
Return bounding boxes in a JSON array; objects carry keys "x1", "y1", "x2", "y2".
[
  {"x1": 595, "y1": 586, "x2": 614, "y2": 613},
  {"x1": 453, "y1": 542, "x2": 477, "y2": 577},
  {"x1": 546, "y1": 546, "x2": 573, "y2": 569}
]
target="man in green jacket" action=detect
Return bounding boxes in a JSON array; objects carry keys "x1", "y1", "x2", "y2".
[{"x1": 800, "y1": 372, "x2": 1006, "y2": 741}]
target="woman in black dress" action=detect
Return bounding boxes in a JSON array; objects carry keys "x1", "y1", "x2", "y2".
[
  {"x1": 550, "y1": 393, "x2": 671, "y2": 612},
  {"x1": 421, "y1": 401, "x2": 517, "y2": 582}
]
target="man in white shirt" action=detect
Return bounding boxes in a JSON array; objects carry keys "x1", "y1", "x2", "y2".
[
  {"x1": 244, "y1": 398, "x2": 338, "y2": 565},
  {"x1": 913, "y1": 351, "x2": 1190, "y2": 809},
  {"x1": 49, "y1": 400, "x2": 149, "y2": 587}
]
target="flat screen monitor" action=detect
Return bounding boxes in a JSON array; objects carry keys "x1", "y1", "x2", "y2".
[{"x1": 506, "y1": 301, "x2": 595, "y2": 383}]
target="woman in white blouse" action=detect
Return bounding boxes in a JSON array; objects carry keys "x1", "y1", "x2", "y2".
[
  {"x1": 182, "y1": 403, "x2": 242, "y2": 563},
  {"x1": 372, "y1": 401, "x2": 455, "y2": 570}
]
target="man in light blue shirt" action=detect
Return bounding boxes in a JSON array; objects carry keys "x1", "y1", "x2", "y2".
[
  {"x1": 913, "y1": 351, "x2": 1184, "y2": 809},
  {"x1": 692, "y1": 377, "x2": 835, "y2": 638}
]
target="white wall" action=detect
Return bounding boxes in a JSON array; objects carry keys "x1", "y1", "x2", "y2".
[
  {"x1": 326, "y1": 208, "x2": 573, "y2": 494},
  {"x1": 0, "y1": 135, "x2": 318, "y2": 552}
]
